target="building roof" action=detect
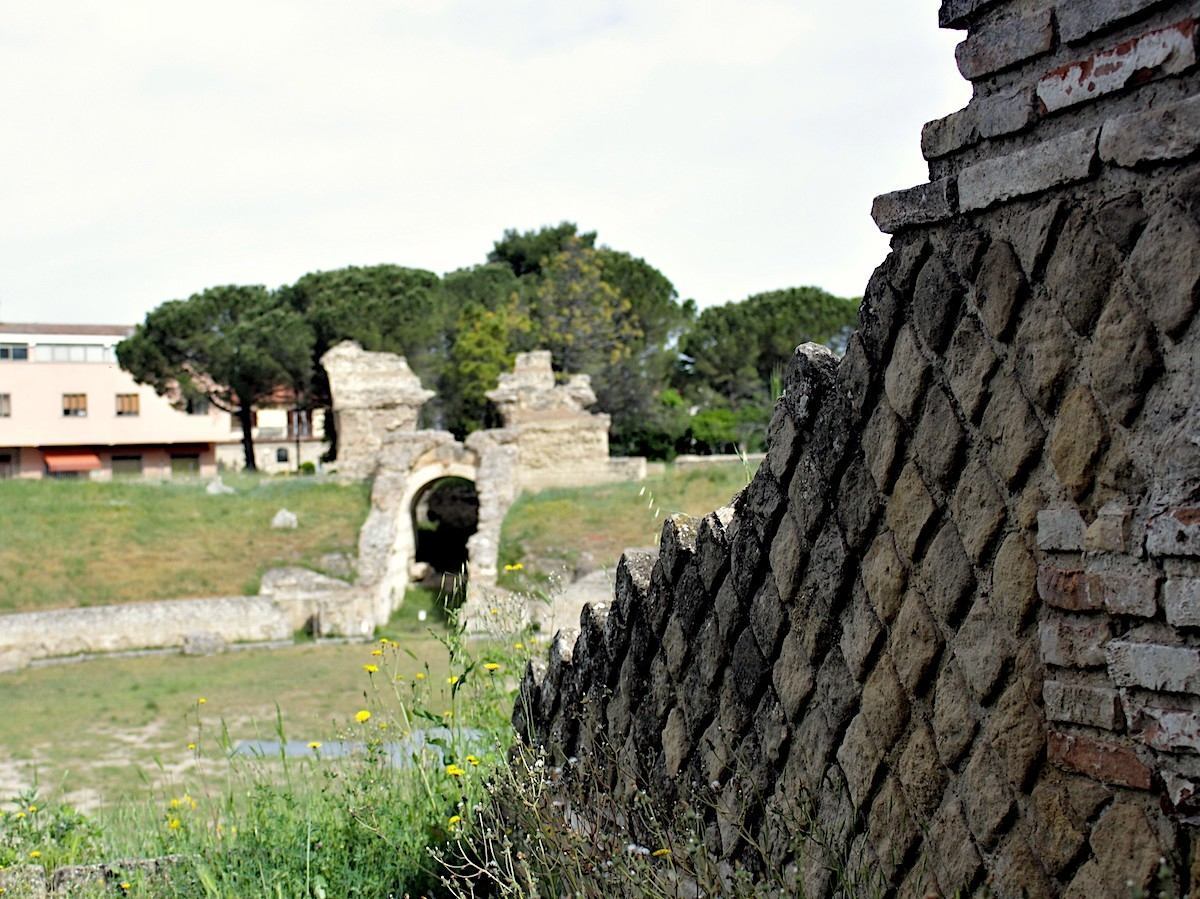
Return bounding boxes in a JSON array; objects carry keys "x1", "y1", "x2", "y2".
[{"x1": 0, "y1": 322, "x2": 135, "y2": 337}]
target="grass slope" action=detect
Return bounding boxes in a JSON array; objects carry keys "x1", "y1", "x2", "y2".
[
  {"x1": 499, "y1": 461, "x2": 755, "y2": 579},
  {"x1": 0, "y1": 475, "x2": 369, "y2": 613}
]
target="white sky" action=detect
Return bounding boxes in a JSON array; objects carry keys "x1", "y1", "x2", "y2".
[{"x1": 0, "y1": 1, "x2": 970, "y2": 325}]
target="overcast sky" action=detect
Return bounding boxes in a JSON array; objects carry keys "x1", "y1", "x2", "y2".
[{"x1": 0, "y1": 1, "x2": 969, "y2": 326}]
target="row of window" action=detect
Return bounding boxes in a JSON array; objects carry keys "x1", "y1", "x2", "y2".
[
  {"x1": 0, "y1": 393, "x2": 140, "y2": 418},
  {"x1": 0, "y1": 343, "x2": 117, "y2": 363}
]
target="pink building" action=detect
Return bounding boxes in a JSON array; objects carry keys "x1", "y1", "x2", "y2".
[{"x1": 0, "y1": 323, "x2": 327, "y2": 479}]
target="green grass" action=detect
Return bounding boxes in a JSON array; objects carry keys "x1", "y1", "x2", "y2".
[
  {"x1": 498, "y1": 461, "x2": 755, "y2": 581},
  {"x1": 0, "y1": 474, "x2": 370, "y2": 613}
]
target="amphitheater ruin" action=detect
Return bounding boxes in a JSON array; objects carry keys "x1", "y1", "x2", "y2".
[{"x1": 513, "y1": 0, "x2": 1200, "y2": 895}]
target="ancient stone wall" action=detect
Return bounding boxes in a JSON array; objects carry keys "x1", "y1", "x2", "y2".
[{"x1": 516, "y1": 1, "x2": 1200, "y2": 895}]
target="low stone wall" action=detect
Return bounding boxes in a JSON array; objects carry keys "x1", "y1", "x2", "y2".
[{"x1": 516, "y1": 1, "x2": 1200, "y2": 895}]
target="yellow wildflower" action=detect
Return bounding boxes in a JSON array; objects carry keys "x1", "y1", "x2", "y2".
[
  {"x1": 27, "y1": 805, "x2": 37, "y2": 813},
  {"x1": 28, "y1": 850, "x2": 41, "y2": 859},
  {"x1": 442, "y1": 710, "x2": 453, "y2": 719},
  {"x1": 378, "y1": 721, "x2": 389, "y2": 730},
  {"x1": 379, "y1": 638, "x2": 390, "y2": 645},
  {"x1": 652, "y1": 848, "x2": 671, "y2": 858},
  {"x1": 168, "y1": 798, "x2": 181, "y2": 810},
  {"x1": 120, "y1": 884, "x2": 131, "y2": 892},
  {"x1": 448, "y1": 814, "x2": 462, "y2": 826},
  {"x1": 465, "y1": 755, "x2": 480, "y2": 766},
  {"x1": 167, "y1": 817, "x2": 181, "y2": 831},
  {"x1": 308, "y1": 741, "x2": 322, "y2": 750},
  {"x1": 363, "y1": 664, "x2": 379, "y2": 674},
  {"x1": 447, "y1": 675, "x2": 459, "y2": 685},
  {"x1": 489, "y1": 607, "x2": 498, "y2": 615},
  {"x1": 514, "y1": 642, "x2": 525, "y2": 651},
  {"x1": 371, "y1": 649, "x2": 383, "y2": 657},
  {"x1": 15, "y1": 812, "x2": 24, "y2": 820},
  {"x1": 503, "y1": 562, "x2": 524, "y2": 572},
  {"x1": 483, "y1": 662, "x2": 501, "y2": 673},
  {"x1": 187, "y1": 742, "x2": 197, "y2": 751},
  {"x1": 415, "y1": 672, "x2": 426, "y2": 680},
  {"x1": 197, "y1": 697, "x2": 207, "y2": 705},
  {"x1": 183, "y1": 794, "x2": 197, "y2": 810},
  {"x1": 445, "y1": 764, "x2": 466, "y2": 777},
  {"x1": 355, "y1": 709, "x2": 371, "y2": 723}
]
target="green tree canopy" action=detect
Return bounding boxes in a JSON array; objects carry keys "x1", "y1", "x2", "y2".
[
  {"x1": 488, "y1": 222, "x2": 596, "y2": 278},
  {"x1": 117, "y1": 285, "x2": 314, "y2": 470}
]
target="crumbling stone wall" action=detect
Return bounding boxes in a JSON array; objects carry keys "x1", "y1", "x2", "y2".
[{"x1": 516, "y1": 1, "x2": 1200, "y2": 895}]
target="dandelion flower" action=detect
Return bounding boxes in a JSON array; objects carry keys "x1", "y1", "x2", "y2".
[
  {"x1": 465, "y1": 755, "x2": 480, "y2": 766},
  {"x1": 15, "y1": 812, "x2": 25, "y2": 820},
  {"x1": 363, "y1": 664, "x2": 379, "y2": 674},
  {"x1": 27, "y1": 805, "x2": 37, "y2": 813},
  {"x1": 197, "y1": 697, "x2": 207, "y2": 705},
  {"x1": 167, "y1": 817, "x2": 181, "y2": 831},
  {"x1": 379, "y1": 638, "x2": 390, "y2": 645},
  {"x1": 442, "y1": 710, "x2": 453, "y2": 719},
  {"x1": 308, "y1": 741, "x2": 322, "y2": 750},
  {"x1": 514, "y1": 642, "x2": 524, "y2": 651},
  {"x1": 168, "y1": 798, "x2": 182, "y2": 810},
  {"x1": 415, "y1": 672, "x2": 426, "y2": 680},
  {"x1": 652, "y1": 848, "x2": 672, "y2": 858},
  {"x1": 371, "y1": 649, "x2": 383, "y2": 657},
  {"x1": 448, "y1": 815, "x2": 462, "y2": 826},
  {"x1": 445, "y1": 764, "x2": 466, "y2": 777},
  {"x1": 120, "y1": 883, "x2": 131, "y2": 892},
  {"x1": 483, "y1": 662, "x2": 501, "y2": 673},
  {"x1": 28, "y1": 850, "x2": 41, "y2": 859},
  {"x1": 187, "y1": 742, "x2": 197, "y2": 751},
  {"x1": 355, "y1": 709, "x2": 371, "y2": 723},
  {"x1": 447, "y1": 675, "x2": 459, "y2": 685},
  {"x1": 378, "y1": 721, "x2": 389, "y2": 730}
]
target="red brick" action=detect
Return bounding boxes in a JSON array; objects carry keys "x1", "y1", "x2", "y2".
[
  {"x1": 1038, "y1": 565, "x2": 1100, "y2": 611},
  {"x1": 1088, "y1": 572, "x2": 1157, "y2": 618},
  {"x1": 1047, "y1": 731, "x2": 1152, "y2": 789}
]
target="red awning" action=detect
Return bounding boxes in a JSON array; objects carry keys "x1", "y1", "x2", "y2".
[{"x1": 43, "y1": 452, "x2": 102, "y2": 473}]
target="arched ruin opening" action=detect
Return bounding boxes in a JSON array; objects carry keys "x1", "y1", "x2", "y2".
[{"x1": 410, "y1": 476, "x2": 479, "y2": 593}]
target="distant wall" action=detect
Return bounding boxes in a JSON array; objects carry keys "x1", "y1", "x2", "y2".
[{"x1": 517, "y1": 2, "x2": 1200, "y2": 895}]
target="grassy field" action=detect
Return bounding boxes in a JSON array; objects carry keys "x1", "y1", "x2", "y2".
[
  {"x1": 0, "y1": 474, "x2": 370, "y2": 613},
  {"x1": 499, "y1": 461, "x2": 754, "y2": 580},
  {"x1": 0, "y1": 598, "x2": 458, "y2": 805}
]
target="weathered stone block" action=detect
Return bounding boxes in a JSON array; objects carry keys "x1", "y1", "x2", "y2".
[
  {"x1": 1038, "y1": 565, "x2": 1097, "y2": 612},
  {"x1": 1138, "y1": 704, "x2": 1200, "y2": 752},
  {"x1": 883, "y1": 325, "x2": 930, "y2": 421},
  {"x1": 913, "y1": 385, "x2": 965, "y2": 491},
  {"x1": 1101, "y1": 93, "x2": 1200, "y2": 168},
  {"x1": 840, "y1": 586, "x2": 883, "y2": 682},
  {"x1": 1129, "y1": 202, "x2": 1200, "y2": 337},
  {"x1": 1039, "y1": 20, "x2": 1198, "y2": 113},
  {"x1": 1147, "y1": 507, "x2": 1200, "y2": 557},
  {"x1": 1047, "y1": 207, "x2": 1123, "y2": 336},
  {"x1": 1089, "y1": 283, "x2": 1159, "y2": 426},
  {"x1": 1078, "y1": 800, "x2": 1169, "y2": 897},
  {"x1": 1090, "y1": 571, "x2": 1158, "y2": 617},
  {"x1": 1048, "y1": 731, "x2": 1152, "y2": 789},
  {"x1": 1039, "y1": 617, "x2": 1111, "y2": 668},
  {"x1": 1044, "y1": 680, "x2": 1124, "y2": 729},
  {"x1": 1107, "y1": 639, "x2": 1200, "y2": 693},
  {"x1": 982, "y1": 370, "x2": 1045, "y2": 487},
  {"x1": 1058, "y1": 0, "x2": 1178, "y2": 43},
  {"x1": 886, "y1": 463, "x2": 938, "y2": 563},
  {"x1": 1014, "y1": 298, "x2": 1075, "y2": 411},
  {"x1": 913, "y1": 255, "x2": 962, "y2": 353},
  {"x1": 863, "y1": 398, "x2": 905, "y2": 492},
  {"x1": 939, "y1": 0, "x2": 1002, "y2": 29},
  {"x1": 954, "y1": 598, "x2": 1013, "y2": 700},
  {"x1": 837, "y1": 713, "x2": 884, "y2": 809},
  {"x1": 959, "y1": 128, "x2": 1099, "y2": 212},
  {"x1": 773, "y1": 626, "x2": 815, "y2": 720},
  {"x1": 866, "y1": 776, "x2": 919, "y2": 881},
  {"x1": 1037, "y1": 507, "x2": 1086, "y2": 550},
  {"x1": 962, "y1": 745, "x2": 1015, "y2": 848},
  {"x1": 892, "y1": 589, "x2": 942, "y2": 694},
  {"x1": 993, "y1": 533, "x2": 1038, "y2": 631},
  {"x1": 976, "y1": 240, "x2": 1027, "y2": 341},
  {"x1": 862, "y1": 654, "x2": 910, "y2": 746},
  {"x1": 1030, "y1": 778, "x2": 1089, "y2": 877},
  {"x1": 767, "y1": 510, "x2": 803, "y2": 604},
  {"x1": 927, "y1": 796, "x2": 982, "y2": 892},
  {"x1": 922, "y1": 106, "x2": 976, "y2": 160},
  {"x1": 1165, "y1": 578, "x2": 1200, "y2": 627},
  {"x1": 951, "y1": 455, "x2": 1007, "y2": 564},
  {"x1": 897, "y1": 721, "x2": 947, "y2": 819},
  {"x1": 1049, "y1": 386, "x2": 1107, "y2": 500},
  {"x1": 750, "y1": 578, "x2": 786, "y2": 658},
  {"x1": 730, "y1": 627, "x2": 769, "y2": 703},
  {"x1": 863, "y1": 532, "x2": 908, "y2": 624},
  {"x1": 836, "y1": 456, "x2": 881, "y2": 551},
  {"x1": 955, "y1": 8, "x2": 1054, "y2": 80},
  {"x1": 871, "y1": 178, "x2": 958, "y2": 233},
  {"x1": 933, "y1": 661, "x2": 977, "y2": 765},
  {"x1": 945, "y1": 314, "x2": 998, "y2": 423},
  {"x1": 921, "y1": 521, "x2": 975, "y2": 626}
]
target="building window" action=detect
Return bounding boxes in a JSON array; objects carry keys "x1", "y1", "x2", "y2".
[
  {"x1": 0, "y1": 344, "x2": 28, "y2": 361},
  {"x1": 62, "y1": 394, "x2": 87, "y2": 417},
  {"x1": 276, "y1": 448, "x2": 290, "y2": 463},
  {"x1": 186, "y1": 397, "x2": 210, "y2": 415},
  {"x1": 0, "y1": 452, "x2": 14, "y2": 479},
  {"x1": 0, "y1": 394, "x2": 9, "y2": 417},
  {"x1": 287, "y1": 409, "x2": 313, "y2": 439},
  {"x1": 170, "y1": 454, "x2": 200, "y2": 476},
  {"x1": 111, "y1": 455, "x2": 143, "y2": 477},
  {"x1": 116, "y1": 393, "x2": 140, "y2": 416},
  {"x1": 33, "y1": 344, "x2": 110, "y2": 363}
]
